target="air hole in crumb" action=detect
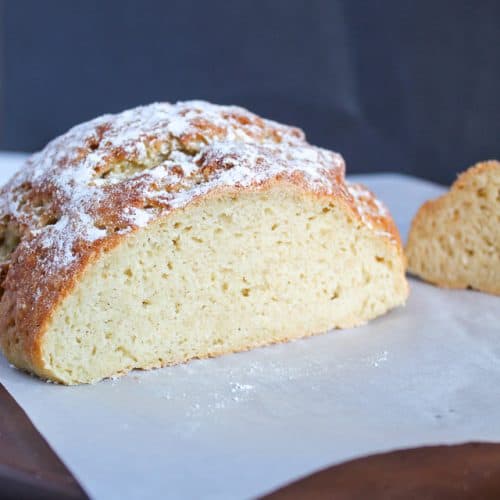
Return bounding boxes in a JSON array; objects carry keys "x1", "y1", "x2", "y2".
[
  {"x1": 218, "y1": 213, "x2": 233, "y2": 224},
  {"x1": 92, "y1": 346, "x2": 97, "y2": 356},
  {"x1": 124, "y1": 268, "x2": 133, "y2": 278},
  {"x1": 175, "y1": 303, "x2": 181, "y2": 313},
  {"x1": 322, "y1": 207, "x2": 330, "y2": 213},
  {"x1": 174, "y1": 222, "x2": 182, "y2": 229},
  {"x1": 375, "y1": 256, "x2": 385, "y2": 263},
  {"x1": 172, "y1": 237, "x2": 180, "y2": 249},
  {"x1": 167, "y1": 261, "x2": 173, "y2": 270},
  {"x1": 142, "y1": 299, "x2": 151, "y2": 307},
  {"x1": 192, "y1": 236, "x2": 203, "y2": 243},
  {"x1": 483, "y1": 236, "x2": 493, "y2": 247},
  {"x1": 161, "y1": 273, "x2": 169, "y2": 280},
  {"x1": 241, "y1": 288, "x2": 250, "y2": 297},
  {"x1": 271, "y1": 224, "x2": 278, "y2": 231},
  {"x1": 477, "y1": 188, "x2": 487, "y2": 198},
  {"x1": 222, "y1": 282, "x2": 229, "y2": 292}
]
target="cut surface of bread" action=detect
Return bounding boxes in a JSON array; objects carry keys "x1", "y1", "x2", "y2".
[
  {"x1": 406, "y1": 160, "x2": 500, "y2": 295},
  {"x1": 0, "y1": 101, "x2": 408, "y2": 384}
]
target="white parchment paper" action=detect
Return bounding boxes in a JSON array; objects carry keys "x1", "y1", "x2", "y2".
[{"x1": 0, "y1": 156, "x2": 499, "y2": 500}]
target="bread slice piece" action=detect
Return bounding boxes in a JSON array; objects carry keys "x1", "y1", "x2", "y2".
[
  {"x1": 0, "y1": 101, "x2": 408, "y2": 384},
  {"x1": 406, "y1": 160, "x2": 500, "y2": 294}
]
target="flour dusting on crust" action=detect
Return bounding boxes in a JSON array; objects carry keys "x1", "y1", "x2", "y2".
[
  {"x1": 0, "y1": 101, "x2": 396, "y2": 303},
  {"x1": 347, "y1": 183, "x2": 396, "y2": 240},
  {"x1": 0, "y1": 102, "x2": 339, "y2": 274}
]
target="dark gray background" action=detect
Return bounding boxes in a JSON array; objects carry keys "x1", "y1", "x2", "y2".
[{"x1": 1, "y1": 0, "x2": 499, "y2": 183}]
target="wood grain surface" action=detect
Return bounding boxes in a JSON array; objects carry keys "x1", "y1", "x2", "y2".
[
  {"x1": 263, "y1": 442, "x2": 500, "y2": 499},
  {"x1": 0, "y1": 384, "x2": 87, "y2": 499}
]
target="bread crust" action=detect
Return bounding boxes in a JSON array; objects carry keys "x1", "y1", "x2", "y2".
[
  {"x1": 406, "y1": 160, "x2": 500, "y2": 295},
  {"x1": 0, "y1": 101, "x2": 404, "y2": 378}
]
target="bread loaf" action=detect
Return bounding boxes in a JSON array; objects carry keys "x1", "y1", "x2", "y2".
[
  {"x1": 0, "y1": 101, "x2": 408, "y2": 384},
  {"x1": 406, "y1": 160, "x2": 500, "y2": 294}
]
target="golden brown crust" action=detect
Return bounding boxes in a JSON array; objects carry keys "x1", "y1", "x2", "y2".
[
  {"x1": 0, "y1": 101, "x2": 404, "y2": 376},
  {"x1": 406, "y1": 160, "x2": 500, "y2": 295},
  {"x1": 453, "y1": 160, "x2": 500, "y2": 190},
  {"x1": 346, "y1": 183, "x2": 404, "y2": 250}
]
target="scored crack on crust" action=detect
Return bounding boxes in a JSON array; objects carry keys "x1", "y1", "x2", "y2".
[{"x1": 0, "y1": 100, "x2": 402, "y2": 372}]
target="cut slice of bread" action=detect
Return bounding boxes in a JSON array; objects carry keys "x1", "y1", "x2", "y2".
[
  {"x1": 406, "y1": 160, "x2": 500, "y2": 295},
  {"x1": 0, "y1": 101, "x2": 408, "y2": 384}
]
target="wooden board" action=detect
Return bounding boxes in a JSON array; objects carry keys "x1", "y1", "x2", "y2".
[
  {"x1": 264, "y1": 442, "x2": 500, "y2": 499},
  {"x1": 0, "y1": 384, "x2": 87, "y2": 499}
]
